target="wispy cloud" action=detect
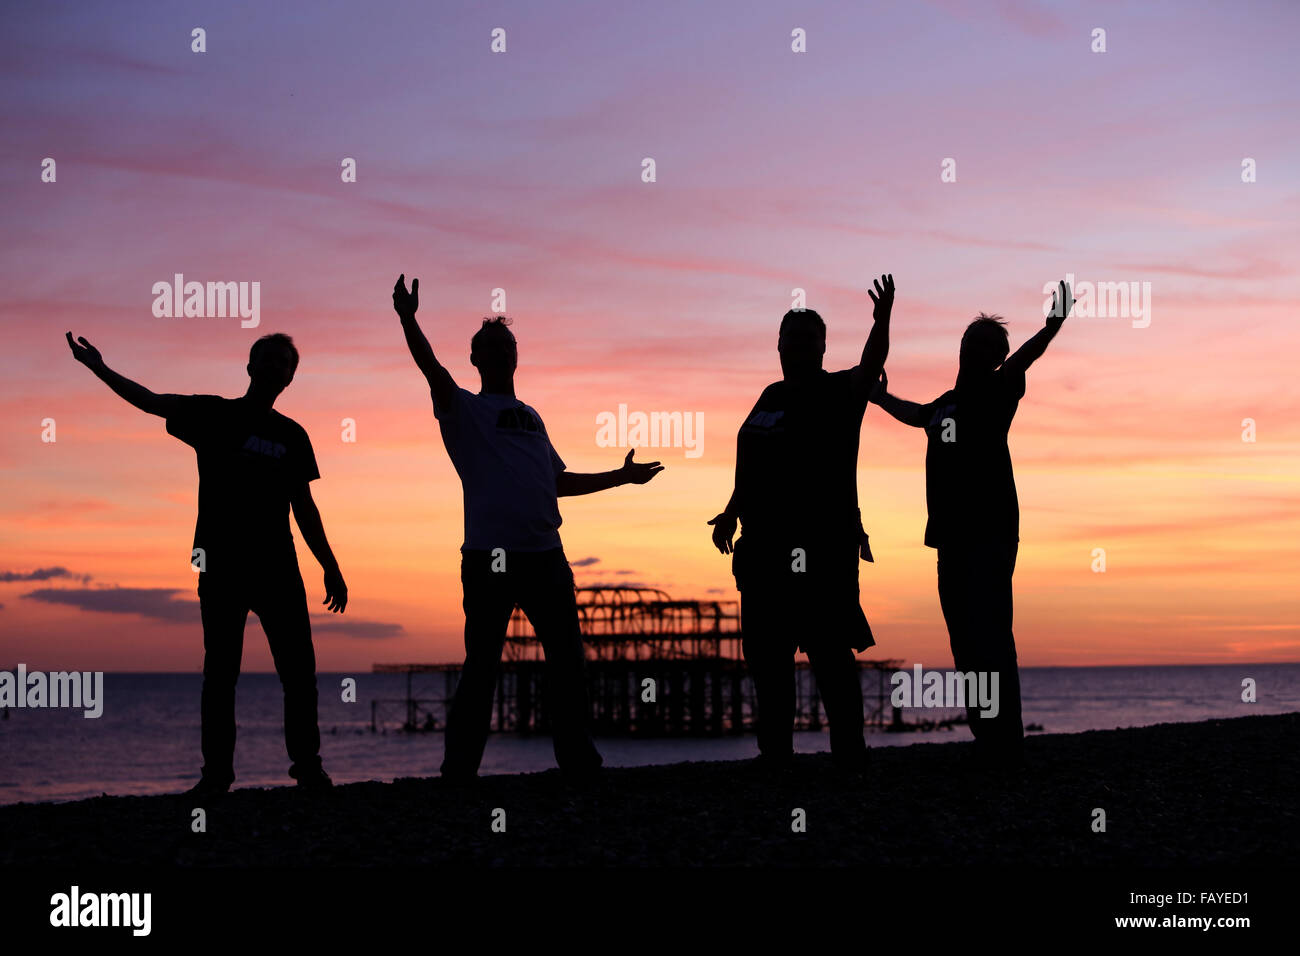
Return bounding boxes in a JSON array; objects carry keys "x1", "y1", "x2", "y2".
[
  {"x1": 1, "y1": 567, "x2": 91, "y2": 584},
  {"x1": 22, "y1": 586, "x2": 195, "y2": 621},
  {"x1": 310, "y1": 617, "x2": 404, "y2": 639},
  {"x1": 22, "y1": 585, "x2": 405, "y2": 638}
]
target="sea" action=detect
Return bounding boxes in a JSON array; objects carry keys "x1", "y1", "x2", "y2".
[{"x1": 2, "y1": 664, "x2": 1297, "y2": 805}]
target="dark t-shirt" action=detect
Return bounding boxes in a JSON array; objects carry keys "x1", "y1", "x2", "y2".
[
  {"x1": 733, "y1": 369, "x2": 868, "y2": 542},
  {"x1": 922, "y1": 366, "x2": 1025, "y2": 549},
  {"x1": 165, "y1": 395, "x2": 319, "y2": 571}
]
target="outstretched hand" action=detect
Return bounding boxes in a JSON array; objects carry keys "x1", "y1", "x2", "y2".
[
  {"x1": 1047, "y1": 279, "x2": 1074, "y2": 329},
  {"x1": 620, "y1": 449, "x2": 663, "y2": 485},
  {"x1": 66, "y1": 332, "x2": 103, "y2": 370},
  {"x1": 707, "y1": 512, "x2": 736, "y2": 555},
  {"x1": 867, "y1": 274, "x2": 895, "y2": 322},
  {"x1": 393, "y1": 274, "x2": 419, "y2": 319}
]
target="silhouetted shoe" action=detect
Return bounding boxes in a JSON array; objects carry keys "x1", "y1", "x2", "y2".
[
  {"x1": 183, "y1": 776, "x2": 230, "y2": 799},
  {"x1": 560, "y1": 762, "x2": 604, "y2": 784},
  {"x1": 970, "y1": 741, "x2": 1025, "y2": 779},
  {"x1": 295, "y1": 767, "x2": 334, "y2": 791},
  {"x1": 752, "y1": 752, "x2": 795, "y2": 776},
  {"x1": 832, "y1": 749, "x2": 870, "y2": 781},
  {"x1": 440, "y1": 768, "x2": 478, "y2": 786},
  {"x1": 991, "y1": 754, "x2": 1026, "y2": 777}
]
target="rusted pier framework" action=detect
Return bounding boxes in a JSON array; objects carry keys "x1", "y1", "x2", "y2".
[{"x1": 372, "y1": 586, "x2": 902, "y2": 736}]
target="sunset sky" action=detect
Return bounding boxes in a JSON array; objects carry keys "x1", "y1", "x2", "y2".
[{"x1": 3, "y1": 0, "x2": 1298, "y2": 672}]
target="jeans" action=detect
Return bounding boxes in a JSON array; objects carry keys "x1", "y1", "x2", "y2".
[
  {"x1": 936, "y1": 541, "x2": 1023, "y2": 760},
  {"x1": 440, "y1": 548, "x2": 602, "y2": 776},
  {"x1": 733, "y1": 535, "x2": 868, "y2": 766},
  {"x1": 197, "y1": 561, "x2": 322, "y2": 785}
]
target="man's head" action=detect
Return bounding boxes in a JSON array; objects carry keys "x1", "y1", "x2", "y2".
[
  {"x1": 470, "y1": 316, "x2": 517, "y2": 382},
  {"x1": 778, "y1": 309, "x2": 826, "y2": 378},
  {"x1": 959, "y1": 313, "x2": 1009, "y2": 374},
  {"x1": 247, "y1": 333, "x2": 299, "y2": 394}
]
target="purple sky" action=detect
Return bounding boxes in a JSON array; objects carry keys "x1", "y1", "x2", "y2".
[{"x1": 3, "y1": 0, "x2": 1299, "y2": 669}]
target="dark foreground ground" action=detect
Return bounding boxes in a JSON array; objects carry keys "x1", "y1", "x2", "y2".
[{"x1": 1, "y1": 713, "x2": 1296, "y2": 867}]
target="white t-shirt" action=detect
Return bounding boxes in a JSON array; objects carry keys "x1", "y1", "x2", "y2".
[{"x1": 435, "y1": 387, "x2": 566, "y2": 551}]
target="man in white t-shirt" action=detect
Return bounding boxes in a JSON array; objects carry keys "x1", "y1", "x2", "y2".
[{"x1": 393, "y1": 274, "x2": 663, "y2": 780}]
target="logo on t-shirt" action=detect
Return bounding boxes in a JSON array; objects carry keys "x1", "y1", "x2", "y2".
[
  {"x1": 241, "y1": 435, "x2": 287, "y2": 459},
  {"x1": 496, "y1": 408, "x2": 541, "y2": 433},
  {"x1": 928, "y1": 403, "x2": 957, "y2": 430},
  {"x1": 744, "y1": 410, "x2": 784, "y2": 429}
]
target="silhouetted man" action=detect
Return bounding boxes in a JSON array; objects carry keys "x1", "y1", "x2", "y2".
[
  {"x1": 392, "y1": 275, "x2": 662, "y2": 780},
  {"x1": 870, "y1": 280, "x2": 1075, "y2": 767},
  {"x1": 709, "y1": 275, "x2": 894, "y2": 773},
  {"x1": 66, "y1": 331, "x2": 347, "y2": 795}
]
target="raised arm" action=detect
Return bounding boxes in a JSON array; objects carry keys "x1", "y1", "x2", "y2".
[
  {"x1": 1002, "y1": 279, "x2": 1074, "y2": 376},
  {"x1": 850, "y1": 273, "x2": 894, "y2": 401},
  {"x1": 870, "y1": 371, "x2": 932, "y2": 428},
  {"x1": 392, "y1": 274, "x2": 458, "y2": 412},
  {"x1": 290, "y1": 484, "x2": 348, "y2": 613},
  {"x1": 557, "y1": 450, "x2": 663, "y2": 497},
  {"x1": 66, "y1": 332, "x2": 180, "y2": 417}
]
